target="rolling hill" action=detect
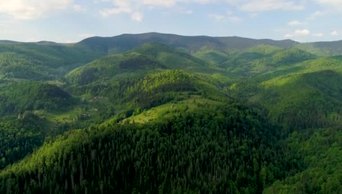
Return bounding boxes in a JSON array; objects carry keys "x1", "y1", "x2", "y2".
[{"x1": 0, "y1": 33, "x2": 341, "y2": 194}]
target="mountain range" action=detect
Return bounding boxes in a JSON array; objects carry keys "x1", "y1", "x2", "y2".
[{"x1": 0, "y1": 33, "x2": 341, "y2": 194}]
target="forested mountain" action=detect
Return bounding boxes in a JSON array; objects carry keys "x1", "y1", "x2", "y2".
[
  {"x1": 0, "y1": 33, "x2": 341, "y2": 193},
  {"x1": 78, "y1": 32, "x2": 297, "y2": 54}
]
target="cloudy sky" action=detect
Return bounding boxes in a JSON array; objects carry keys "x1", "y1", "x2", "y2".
[{"x1": 0, "y1": 0, "x2": 341, "y2": 42}]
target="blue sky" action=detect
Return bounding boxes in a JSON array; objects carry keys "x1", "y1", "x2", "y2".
[{"x1": 0, "y1": 0, "x2": 341, "y2": 43}]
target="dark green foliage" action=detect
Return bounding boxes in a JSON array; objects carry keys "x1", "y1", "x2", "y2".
[
  {"x1": 0, "y1": 115, "x2": 46, "y2": 169},
  {"x1": 270, "y1": 48, "x2": 316, "y2": 65},
  {"x1": 0, "y1": 102, "x2": 289, "y2": 194},
  {"x1": 0, "y1": 82, "x2": 74, "y2": 115},
  {"x1": 264, "y1": 128, "x2": 342, "y2": 194},
  {"x1": 0, "y1": 33, "x2": 341, "y2": 194}
]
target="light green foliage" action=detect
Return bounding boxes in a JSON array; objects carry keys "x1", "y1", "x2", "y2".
[
  {"x1": 0, "y1": 100, "x2": 286, "y2": 194},
  {"x1": 122, "y1": 97, "x2": 223, "y2": 124}
]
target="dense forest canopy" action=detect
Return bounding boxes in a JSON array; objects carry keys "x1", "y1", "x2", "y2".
[{"x1": 0, "y1": 33, "x2": 341, "y2": 193}]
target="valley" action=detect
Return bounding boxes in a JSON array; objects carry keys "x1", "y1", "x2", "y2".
[{"x1": 0, "y1": 33, "x2": 341, "y2": 193}]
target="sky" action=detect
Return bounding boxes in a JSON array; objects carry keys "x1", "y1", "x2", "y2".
[{"x1": 0, "y1": 0, "x2": 341, "y2": 43}]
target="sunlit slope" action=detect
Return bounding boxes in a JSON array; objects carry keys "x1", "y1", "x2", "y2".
[
  {"x1": 0, "y1": 42, "x2": 102, "y2": 81},
  {"x1": 230, "y1": 56, "x2": 342, "y2": 129},
  {"x1": 296, "y1": 40, "x2": 342, "y2": 56},
  {"x1": 0, "y1": 98, "x2": 286, "y2": 194},
  {"x1": 221, "y1": 47, "x2": 315, "y2": 77}
]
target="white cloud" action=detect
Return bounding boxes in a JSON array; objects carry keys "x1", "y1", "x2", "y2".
[
  {"x1": 313, "y1": 32, "x2": 324, "y2": 37},
  {"x1": 288, "y1": 20, "x2": 302, "y2": 26},
  {"x1": 73, "y1": 4, "x2": 87, "y2": 12},
  {"x1": 99, "y1": 0, "x2": 192, "y2": 22},
  {"x1": 181, "y1": 9, "x2": 193, "y2": 14},
  {"x1": 285, "y1": 29, "x2": 311, "y2": 38},
  {"x1": 210, "y1": 14, "x2": 225, "y2": 21},
  {"x1": 100, "y1": 0, "x2": 132, "y2": 17},
  {"x1": 0, "y1": 0, "x2": 73, "y2": 20},
  {"x1": 307, "y1": 10, "x2": 325, "y2": 20},
  {"x1": 316, "y1": 0, "x2": 342, "y2": 7},
  {"x1": 190, "y1": 0, "x2": 212, "y2": 4},
  {"x1": 143, "y1": 0, "x2": 176, "y2": 7},
  {"x1": 331, "y1": 30, "x2": 338, "y2": 36},
  {"x1": 239, "y1": 0, "x2": 304, "y2": 12},
  {"x1": 209, "y1": 12, "x2": 241, "y2": 23},
  {"x1": 98, "y1": 0, "x2": 307, "y2": 22},
  {"x1": 131, "y1": 12, "x2": 143, "y2": 22},
  {"x1": 294, "y1": 29, "x2": 310, "y2": 36},
  {"x1": 100, "y1": 0, "x2": 147, "y2": 22}
]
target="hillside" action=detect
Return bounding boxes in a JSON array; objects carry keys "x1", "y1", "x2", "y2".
[
  {"x1": 0, "y1": 98, "x2": 290, "y2": 194},
  {"x1": 296, "y1": 40, "x2": 342, "y2": 56},
  {"x1": 264, "y1": 127, "x2": 342, "y2": 193},
  {"x1": 0, "y1": 33, "x2": 341, "y2": 194}
]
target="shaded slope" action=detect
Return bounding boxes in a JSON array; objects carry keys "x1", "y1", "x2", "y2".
[
  {"x1": 66, "y1": 51, "x2": 165, "y2": 85},
  {"x1": 66, "y1": 43, "x2": 219, "y2": 86},
  {"x1": 0, "y1": 81, "x2": 74, "y2": 115},
  {"x1": 0, "y1": 115, "x2": 47, "y2": 169},
  {"x1": 0, "y1": 52, "x2": 55, "y2": 80},
  {"x1": 264, "y1": 128, "x2": 342, "y2": 194}
]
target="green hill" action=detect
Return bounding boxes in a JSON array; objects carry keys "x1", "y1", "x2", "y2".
[
  {"x1": 264, "y1": 127, "x2": 342, "y2": 194},
  {"x1": 0, "y1": 81, "x2": 74, "y2": 115},
  {"x1": 296, "y1": 40, "x2": 342, "y2": 56},
  {"x1": 0, "y1": 42, "x2": 103, "y2": 81},
  {"x1": 66, "y1": 52, "x2": 164, "y2": 85},
  {"x1": 66, "y1": 43, "x2": 219, "y2": 86},
  {"x1": 259, "y1": 70, "x2": 342, "y2": 129},
  {"x1": 0, "y1": 33, "x2": 341, "y2": 194},
  {"x1": 217, "y1": 47, "x2": 315, "y2": 77},
  {"x1": 0, "y1": 99, "x2": 290, "y2": 194}
]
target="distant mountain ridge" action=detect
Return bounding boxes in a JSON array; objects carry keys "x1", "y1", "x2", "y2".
[
  {"x1": 77, "y1": 32, "x2": 298, "y2": 53},
  {"x1": 1, "y1": 32, "x2": 341, "y2": 56},
  {"x1": 76, "y1": 32, "x2": 342, "y2": 56}
]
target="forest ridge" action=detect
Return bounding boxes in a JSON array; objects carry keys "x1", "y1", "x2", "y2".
[{"x1": 0, "y1": 33, "x2": 341, "y2": 194}]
